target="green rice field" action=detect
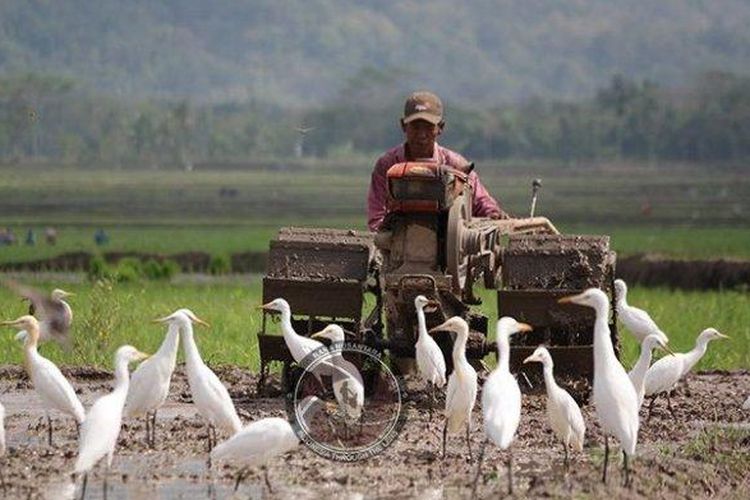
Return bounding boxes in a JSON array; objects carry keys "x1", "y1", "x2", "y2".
[{"x1": 0, "y1": 278, "x2": 746, "y2": 372}]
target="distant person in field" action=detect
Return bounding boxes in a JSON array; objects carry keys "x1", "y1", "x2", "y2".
[{"x1": 367, "y1": 90, "x2": 507, "y2": 232}]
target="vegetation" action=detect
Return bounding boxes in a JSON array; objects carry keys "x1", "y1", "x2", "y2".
[
  {"x1": 2, "y1": 1, "x2": 749, "y2": 104},
  {"x1": 0, "y1": 280, "x2": 746, "y2": 371},
  {"x1": 3, "y1": 71, "x2": 750, "y2": 166}
]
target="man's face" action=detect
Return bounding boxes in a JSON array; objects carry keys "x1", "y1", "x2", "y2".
[{"x1": 401, "y1": 119, "x2": 443, "y2": 156}]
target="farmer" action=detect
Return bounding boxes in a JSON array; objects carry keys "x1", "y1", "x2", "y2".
[{"x1": 367, "y1": 90, "x2": 507, "y2": 232}]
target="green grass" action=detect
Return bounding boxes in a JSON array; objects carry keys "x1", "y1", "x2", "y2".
[{"x1": 1, "y1": 279, "x2": 747, "y2": 371}]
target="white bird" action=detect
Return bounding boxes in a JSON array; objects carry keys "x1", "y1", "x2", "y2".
[
  {"x1": 124, "y1": 310, "x2": 182, "y2": 447},
  {"x1": 523, "y1": 346, "x2": 586, "y2": 470},
  {"x1": 472, "y1": 317, "x2": 531, "y2": 497},
  {"x1": 1, "y1": 315, "x2": 85, "y2": 446},
  {"x1": 175, "y1": 309, "x2": 242, "y2": 453},
  {"x1": 260, "y1": 298, "x2": 331, "y2": 380},
  {"x1": 743, "y1": 396, "x2": 750, "y2": 410},
  {"x1": 644, "y1": 327, "x2": 728, "y2": 418},
  {"x1": 414, "y1": 295, "x2": 446, "y2": 418},
  {"x1": 2, "y1": 280, "x2": 75, "y2": 346},
  {"x1": 560, "y1": 289, "x2": 639, "y2": 486},
  {"x1": 211, "y1": 396, "x2": 325, "y2": 492},
  {"x1": 628, "y1": 334, "x2": 673, "y2": 408},
  {"x1": 614, "y1": 279, "x2": 669, "y2": 345},
  {"x1": 310, "y1": 324, "x2": 365, "y2": 429},
  {"x1": 74, "y1": 345, "x2": 149, "y2": 499},
  {"x1": 428, "y1": 317, "x2": 477, "y2": 460}
]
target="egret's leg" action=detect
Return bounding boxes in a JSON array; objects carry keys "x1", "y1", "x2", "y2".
[
  {"x1": 470, "y1": 439, "x2": 487, "y2": 499},
  {"x1": 563, "y1": 442, "x2": 569, "y2": 473},
  {"x1": 507, "y1": 447, "x2": 514, "y2": 495},
  {"x1": 666, "y1": 392, "x2": 676, "y2": 419},
  {"x1": 233, "y1": 467, "x2": 248, "y2": 492},
  {"x1": 441, "y1": 421, "x2": 448, "y2": 459},
  {"x1": 465, "y1": 423, "x2": 473, "y2": 461},
  {"x1": 151, "y1": 410, "x2": 158, "y2": 447},
  {"x1": 102, "y1": 463, "x2": 108, "y2": 500},
  {"x1": 602, "y1": 435, "x2": 609, "y2": 484},
  {"x1": 80, "y1": 473, "x2": 88, "y2": 500},
  {"x1": 47, "y1": 414, "x2": 53, "y2": 447},
  {"x1": 263, "y1": 466, "x2": 273, "y2": 493},
  {"x1": 647, "y1": 395, "x2": 659, "y2": 422},
  {"x1": 144, "y1": 414, "x2": 151, "y2": 447},
  {"x1": 623, "y1": 451, "x2": 631, "y2": 487},
  {"x1": 429, "y1": 384, "x2": 434, "y2": 422}
]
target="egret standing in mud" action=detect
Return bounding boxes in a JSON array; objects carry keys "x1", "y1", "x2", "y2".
[
  {"x1": 310, "y1": 324, "x2": 364, "y2": 434},
  {"x1": 211, "y1": 396, "x2": 325, "y2": 493},
  {"x1": 628, "y1": 334, "x2": 673, "y2": 408},
  {"x1": 429, "y1": 317, "x2": 477, "y2": 460},
  {"x1": 472, "y1": 317, "x2": 531, "y2": 497},
  {"x1": 124, "y1": 310, "x2": 183, "y2": 447},
  {"x1": 1, "y1": 315, "x2": 85, "y2": 446},
  {"x1": 414, "y1": 295, "x2": 446, "y2": 420},
  {"x1": 560, "y1": 289, "x2": 638, "y2": 486},
  {"x1": 614, "y1": 279, "x2": 669, "y2": 345},
  {"x1": 523, "y1": 346, "x2": 585, "y2": 471},
  {"x1": 176, "y1": 309, "x2": 242, "y2": 455},
  {"x1": 259, "y1": 298, "x2": 331, "y2": 380},
  {"x1": 75, "y1": 345, "x2": 149, "y2": 500},
  {"x1": 644, "y1": 327, "x2": 729, "y2": 419}
]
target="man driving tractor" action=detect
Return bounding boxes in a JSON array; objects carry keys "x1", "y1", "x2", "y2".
[{"x1": 367, "y1": 90, "x2": 509, "y2": 232}]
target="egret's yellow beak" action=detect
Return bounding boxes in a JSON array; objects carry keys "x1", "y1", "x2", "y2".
[
  {"x1": 522, "y1": 354, "x2": 537, "y2": 364},
  {"x1": 136, "y1": 350, "x2": 150, "y2": 361},
  {"x1": 193, "y1": 317, "x2": 210, "y2": 328},
  {"x1": 310, "y1": 330, "x2": 327, "y2": 340},
  {"x1": 717, "y1": 332, "x2": 730, "y2": 340},
  {"x1": 152, "y1": 316, "x2": 170, "y2": 324},
  {"x1": 517, "y1": 323, "x2": 533, "y2": 333}
]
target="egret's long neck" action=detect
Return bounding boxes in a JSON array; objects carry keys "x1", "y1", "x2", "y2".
[
  {"x1": 280, "y1": 308, "x2": 297, "y2": 342},
  {"x1": 683, "y1": 337, "x2": 710, "y2": 372},
  {"x1": 593, "y1": 302, "x2": 618, "y2": 368},
  {"x1": 541, "y1": 360, "x2": 557, "y2": 397},
  {"x1": 630, "y1": 342, "x2": 654, "y2": 385},
  {"x1": 180, "y1": 323, "x2": 204, "y2": 369},
  {"x1": 156, "y1": 322, "x2": 180, "y2": 361},
  {"x1": 112, "y1": 357, "x2": 132, "y2": 396},
  {"x1": 416, "y1": 306, "x2": 427, "y2": 342},
  {"x1": 496, "y1": 332, "x2": 510, "y2": 374},
  {"x1": 452, "y1": 328, "x2": 469, "y2": 367},
  {"x1": 22, "y1": 327, "x2": 41, "y2": 378}
]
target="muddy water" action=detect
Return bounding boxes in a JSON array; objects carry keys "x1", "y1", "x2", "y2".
[{"x1": 1, "y1": 366, "x2": 748, "y2": 499}]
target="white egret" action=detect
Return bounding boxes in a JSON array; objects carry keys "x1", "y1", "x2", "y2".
[
  {"x1": 211, "y1": 396, "x2": 325, "y2": 492},
  {"x1": 644, "y1": 327, "x2": 728, "y2": 418},
  {"x1": 1, "y1": 315, "x2": 85, "y2": 446},
  {"x1": 124, "y1": 310, "x2": 182, "y2": 447},
  {"x1": 559, "y1": 289, "x2": 639, "y2": 486},
  {"x1": 414, "y1": 295, "x2": 446, "y2": 419},
  {"x1": 523, "y1": 346, "x2": 585, "y2": 470},
  {"x1": 472, "y1": 317, "x2": 531, "y2": 497},
  {"x1": 628, "y1": 334, "x2": 673, "y2": 408},
  {"x1": 259, "y1": 298, "x2": 331, "y2": 380},
  {"x1": 428, "y1": 317, "x2": 477, "y2": 459},
  {"x1": 2, "y1": 280, "x2": 75, "y2": 346},
  {"x1": 310, "y1": 324, "x2": 365, "y2": 431},
  {"x1": 175, "y1": 309, "x2": 242, "y2": 454},
  {"x1": 74, "y1": 345, "x2": 149, "y2": 500},
  {"x1": 614, "y1": 279, "x2": 669, "y2": 345}
]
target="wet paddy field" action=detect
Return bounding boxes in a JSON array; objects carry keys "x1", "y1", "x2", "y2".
[{"x1": 1, "y1": 366, "x2": 748, "y2": 499}]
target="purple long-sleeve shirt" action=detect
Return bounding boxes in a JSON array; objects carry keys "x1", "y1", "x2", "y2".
[{"x1": 367, "y1": 143, "x2": 502, "y2": 231}]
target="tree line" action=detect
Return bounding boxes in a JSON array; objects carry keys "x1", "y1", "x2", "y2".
[{"x1": 1, "y1": 71, "x2": 749, "y2": 168}]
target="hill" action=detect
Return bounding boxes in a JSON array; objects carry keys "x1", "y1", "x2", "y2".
[{"x1": 1, "y1": 1, "x2": 749, "y2": 105}]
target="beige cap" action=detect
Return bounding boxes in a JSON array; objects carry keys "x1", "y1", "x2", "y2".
[{"x1": 403, "y1": 91, "x2": 443, "y2": 125}]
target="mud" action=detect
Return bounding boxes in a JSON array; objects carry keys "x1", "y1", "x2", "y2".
[{"x1": 1, "y1": 366, "x2": 748, "y2": 499}]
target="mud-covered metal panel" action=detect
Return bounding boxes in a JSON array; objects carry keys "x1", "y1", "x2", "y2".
[
  {"x1": 497, "y1": 290, "x2": 596, "y2": 329},
  {"x1": 263, "y1": 277, "x2": 364, "y2": 318},
  {"x1": 266, "y1": 240, "x2": 371, "y2": 281},
  {"x1": 502, "y1": 234, "x2": 611, "y2": 290}
]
